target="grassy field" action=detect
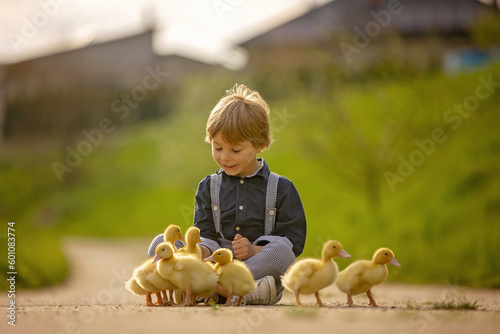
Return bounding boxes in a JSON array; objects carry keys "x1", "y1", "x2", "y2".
[{"x1": 1, "y1": 63, "x2": 499, "y2": 290}]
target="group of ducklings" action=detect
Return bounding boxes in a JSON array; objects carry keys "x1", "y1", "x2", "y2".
[
  {"x1": 125, "y1": 224, "x2": 256, "y2": 307},
  {"x1": 282, "y1": 240, "x2": 401, "y2": 307},
  {"x1": 126, "y1": 224, "x2": 401, "y2": 307}
]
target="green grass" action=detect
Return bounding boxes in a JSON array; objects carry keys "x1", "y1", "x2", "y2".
[
  {"x1": 1, "y1": 63, "x2": 500, "y2": 289},
  {"x1": 429, "y1": 296, "x2": 480, "y2": 310}
]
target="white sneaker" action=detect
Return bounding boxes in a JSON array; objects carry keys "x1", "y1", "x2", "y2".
[
  {"x1": 242, "y1": 276, "x2": 277, "y2": 305},
  {"x1": 195, "y1": 294, "x2": 219, "y2": 305}
]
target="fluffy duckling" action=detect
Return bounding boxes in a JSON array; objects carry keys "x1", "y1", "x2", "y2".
[
  {"x1": 177, "y1": 226, "x2": 202, "y2": 260},
  {"x1": 154, "y1": 242, "x2": 218, "y2": 306},
  {"x1": 125, "y1": 257, "x2": 177, "y2": 306},
  {"x1": 124, "y1": 277, "x2": 150, "y2": 303},
  {"x1": 124, "y1": 224, "x2": 184, "y2": 306},
  {"x1": 206, "y1": 248, "x2": 256, "y2": 306},
  {"x1": 336, "y1": 247, "x2": 401, "y2": 307},
  {"x1": 161, "y1": 224, "x2": 185, "y2": 304},
  {"x1": 282, "y1": 240, "x2": 350, "y2": 307},
  {"x1": 164, "y1": 224, "x2": 184, "y2": 247}
]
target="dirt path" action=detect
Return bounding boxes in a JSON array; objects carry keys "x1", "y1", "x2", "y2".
[{"x1": 1, "y1": 238, "x2": 499, "y2": 334}]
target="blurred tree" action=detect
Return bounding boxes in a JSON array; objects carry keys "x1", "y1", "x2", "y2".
[{"x1": 469, "y1": 10, "x2": 500, "y2": 47}]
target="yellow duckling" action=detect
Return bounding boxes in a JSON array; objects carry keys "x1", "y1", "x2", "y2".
[
  {"x1": 124, "y1": 277, "x2": 151, "y2": 304},
  {"x1": 164, "y1": 224, "x2": 184, "y2": 247},
  {"x1": 124, "y1": 224, "x2": 184, "y2": 306},
  {"x1": 206, "y1": 248, "x2": 256, "y2": 306},
  {"x1": 161, "y1": 224, "x2": 185, "y2": 304},
  {"x1": 177, "y1": 226, "x2": 202, "y2": 260},
  {"x1": 336, "y1": 247, "x2": 401, "y2": 307},
  {"x1": 282, "y1": 240, "x2": 350, "y2": 307},
  {"x1": 154, "y1": 242, "x2": 218, "y2": 306},
  {"x1": 125, "y1": 257, "x2": 177, "y2": 307}
]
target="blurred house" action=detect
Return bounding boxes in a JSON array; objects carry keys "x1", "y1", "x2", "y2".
[
  {"x1": 242, "y1": 0, "x2": 499, "y2": 72},
  {"x1": 1, "y1": 30, "x2": 214, "y2": 141}
]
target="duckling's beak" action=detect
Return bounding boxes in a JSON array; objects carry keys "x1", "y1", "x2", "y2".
[
  {"x1": 389, "y1": 258, "x2": 401, "y2": 267},
  {"x1": 152, "y1": 254, "x2": 162, "y2": 263},
  {"x1": 204, "y1": 255, "x2": 215, "y2": 262},
  {"x1": 339, "y1": 250, "x2": 351, "y2": 258}
]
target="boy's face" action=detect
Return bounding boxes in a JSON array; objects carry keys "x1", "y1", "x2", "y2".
[{"x1": 211, "y1": 133, "x2": 263, "y2": 178}]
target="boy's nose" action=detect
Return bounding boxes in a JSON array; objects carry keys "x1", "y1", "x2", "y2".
[{"x1": 220, "y1": 152, "x2": 232, "y2": 161}]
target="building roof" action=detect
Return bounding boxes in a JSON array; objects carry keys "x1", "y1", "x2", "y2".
[
  {"x1": 0, "y1": 0, "x2": 333, "y2": 69},
  {"x1": 244, "y1": 0, "x2": 492, "y2": 47}
]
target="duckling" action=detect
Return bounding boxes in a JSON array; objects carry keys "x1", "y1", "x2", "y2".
[
  {"x1": 124, "y1": 224, "x2": 184, "y2": 306},
  {"x1": 125, "y1": 257, "x2": 177, "y2": 306},
  {"x1": 160, "y1": 224, "x2": 184, "y2": 304},
  {"x1": 154, "y1": 242, "x2": 218, "y2": 306},
  {"x1": 336, "y1": 247, "x2": 401, "y2": 307},
  {"x1": 282, "y1": 240, "x2": 350, "y2": 307},
  {"x1": 164, "y1": 224, "x2": 184, "y2": 247},
  {"x1": 124, "y1": 277, "x2": 150, "y2": 303},
  {"x1": 206, "y1": 248, "x2": 256, "y2": 306},
  {"x1": 177, "y1": 226, "x2": 202, "y2": 260}
]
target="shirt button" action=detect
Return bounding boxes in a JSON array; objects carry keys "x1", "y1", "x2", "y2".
[
  {"x1": 240, "y1": 179, "x2": 244, "y2": 184},
  {"x1": 235, "y1": 226, "x2": 240, "y2": 231},
  {"x1": 239, "y1": 205, "x2": 244, "y2": 210}
]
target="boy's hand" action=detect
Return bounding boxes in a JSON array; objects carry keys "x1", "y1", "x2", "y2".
[
  {"x1": 232, "y1": 234, "x2": 263, "y2": 260},
  {"x1": 199, "y1": 245, "x2": 212, "y2": 260}
]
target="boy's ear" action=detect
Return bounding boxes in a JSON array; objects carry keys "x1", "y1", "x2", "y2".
[{"x1": 257, "y1": 146, "x2": 265, "y2": 154}]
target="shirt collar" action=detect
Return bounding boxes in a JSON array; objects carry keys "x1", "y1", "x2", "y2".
[{"x1": 218, "y1": 158, "x2": 270, "y2": 180}]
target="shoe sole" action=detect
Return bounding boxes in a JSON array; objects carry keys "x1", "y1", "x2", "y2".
[{"x1": 266, "y1": 276, "x2": 278, "y2": 305}]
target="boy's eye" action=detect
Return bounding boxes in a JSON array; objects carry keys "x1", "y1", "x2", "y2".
[
  {"x1": 232, "y1": 149, "x2": 241, "y2": 153},
  {"x1": 214, "y1": 147, "x2": 222, "y2": 151}
]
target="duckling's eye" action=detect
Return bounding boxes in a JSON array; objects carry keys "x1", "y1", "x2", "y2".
[
  {"x1": 333, "y1": 246, "x2": 336, "y2": 248},
  {"x1": 385, "y1": 253, "x2": 388, "y2": 256},
  {"x1": 162, "y1": 248, "x2": 165, "y2": 251}
]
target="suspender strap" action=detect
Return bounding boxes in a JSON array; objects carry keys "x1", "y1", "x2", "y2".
[
  {"x1": 264, "y1": 172, "x2": 279, "y2": 236},
  {"x1": 210, "y1": 173, "x2": 223, "y2": 238},
  {"x1": 210, "y1": 171, "x2": 280, "y2": 238}
]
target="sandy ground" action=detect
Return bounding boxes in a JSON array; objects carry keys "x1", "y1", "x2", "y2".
[{"x1": 1, "y1": 238, "x2": 499, "y2": 334}]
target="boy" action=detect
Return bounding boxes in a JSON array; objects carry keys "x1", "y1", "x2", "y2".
[{"x1": 148, "y1": 84, "x2": 306, "y2": 305}]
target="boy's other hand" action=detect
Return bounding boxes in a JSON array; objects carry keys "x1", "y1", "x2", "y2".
[
  {"x1": 200, "y1": 245, "x2": 212, "y2": 260},
  {"x1": 232, "y1": 234, "x2": 262, "y2": 260}
]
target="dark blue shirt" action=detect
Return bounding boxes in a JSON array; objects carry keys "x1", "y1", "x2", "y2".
[{"x1": 194, "y1": 159, "x2": 307, "y2": 257}]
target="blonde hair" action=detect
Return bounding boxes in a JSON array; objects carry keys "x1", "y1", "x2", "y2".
[{"x1": 205, "y1": 84, "x2": 272, "y2": 149}]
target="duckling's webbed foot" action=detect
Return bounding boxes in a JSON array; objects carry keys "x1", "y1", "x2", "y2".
[
  {"x1": 161, "y1": 290, "x2": 173, "y2": 306},
  {"x1": 224, "y1": 289, "x2": 233, "y2": 306},
  {"x1": 294, "y1": 289, "x2": 302, "y2": 307},
  {"x1": 366, "y1": 289, "x2": 378, "y2": 307},
  {"x1": 346, "y1": 288, "x2": 354, "y2": 307},
  {"x1": 155, "y1": 292, "x2": 164, "y2": 306},
  {"x1": 314, "y1": 291, "x2": 324, "y2": 307},
  {"x1": 146, "y1": 293, "x2": 154, "y2": 307}
]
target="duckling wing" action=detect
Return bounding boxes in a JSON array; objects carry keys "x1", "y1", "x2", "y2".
[
  {"x1": 147, "y1": 270, "x2": 177, "y2": 291},
  {"x1": 219, "y1": 262, "x2": 256, "y2": 296},
  {"x1": 282, "y1": 259, "x2": 321, "y2": 292},
  {"x1": 125, "y1": 278, "x2": 147, "y2": 295},
  {"x1": 169, "y1": 256, "x2": 218, "y2": 294},
  {"x1": 187, "y1": 261, "x2": 218, "y2": 296},
  {"x1": 134, "y1": 261, "x2": 160, "y2": 292},
  {"x1": 336, "y1": 261, "x2": 370, "y2": 294}
]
